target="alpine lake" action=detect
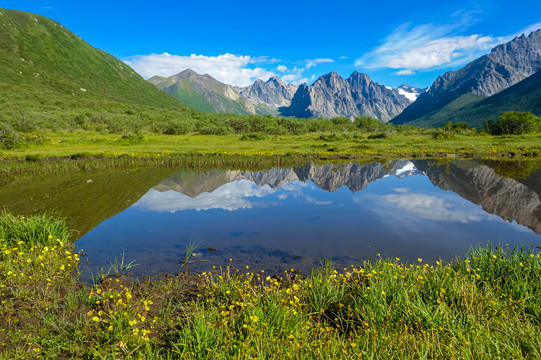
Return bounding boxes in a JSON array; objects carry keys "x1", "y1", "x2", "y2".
[{"x1": 2, "y1": 158, "x2": 541, "y2": 281}]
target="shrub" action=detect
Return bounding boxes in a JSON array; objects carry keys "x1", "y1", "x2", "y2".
[
  {"x1": 239, "y1": 133, "x2": 267, "y2": 141},
  {"x1": 444, "y1": 121, "x2": 470, "y2": 131},
  {"x1": 0, "y1": 124, "x2": 24, "y2": 149},
  {"x1": 490, "y1": 112, "x2": 541, "y2": 135},
  {"x1": 197, "y1": 123, "x2": 232, "y2": 135},
  {"x1": 161, "y1": 120, "x2": 195, "y2": 135},
  {"x1": 353, "y1": 116, "x2": 386, "y2": 132},
  {"x1": 318, "y1": 134, "x2": 351, "y2": 141},
  {"x1": 119, "y1": 133, "x2": 145, "y2": 144},
  {"x1": 367, "y1": 133, "x2": 387, "y2": 139},
  {"x1": 278, "y1": 118, "x2": 309, "y2": 134},
  {"x1": 431, "y1": 130, "x2": 454, "y2": 140},
  {"x1": 331, "y1": 117, "x2": 352, "y2": 126}
]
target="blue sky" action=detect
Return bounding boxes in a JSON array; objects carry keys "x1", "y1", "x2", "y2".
[{"x1": 3, "y1": 0, "x2": 541, "y2": 87}]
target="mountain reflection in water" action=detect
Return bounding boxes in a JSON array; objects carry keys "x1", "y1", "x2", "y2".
[
  {"x1": 70, "y1": 160, "x2": 541, "y2": 278},
  {"x1": 1, "y1": 159, "x2": 540, "y2": 278}
]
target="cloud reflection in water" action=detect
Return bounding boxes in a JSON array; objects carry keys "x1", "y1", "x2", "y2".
[
  {"x1": 133, "y1": 180, "x2": 320, "y2": 213},
  {"x1": 134, "y1": 180, "x2": 275, "y2": 212}
]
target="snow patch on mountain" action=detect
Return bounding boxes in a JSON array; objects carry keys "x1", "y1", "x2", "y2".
[{"x1": 397, "y1": 88, "x2": 418, "y2": 102}]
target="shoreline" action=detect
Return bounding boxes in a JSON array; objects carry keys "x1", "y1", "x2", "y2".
[{"x1": 2, "y1": 213, "x2": 541, "y2": 358}]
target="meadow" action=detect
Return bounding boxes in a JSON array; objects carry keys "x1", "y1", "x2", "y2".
[
  {"x1": 1, "y1": 129, "x2": 541, "y2": 172},
  {"x1": 2, "y1": 101, "x2": 541, "y2": 358},
  {"x1": 1, "y1": 212, "x2": 541, "y2": 359}
]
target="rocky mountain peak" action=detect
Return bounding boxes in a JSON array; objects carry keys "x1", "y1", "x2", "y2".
[
  {"x1": 240, "y1": 76, "x2": 298, "y2": 108},
  {"x1": 268, "y1": 76, "x2": 285, "y2": 85},
  {"x1": 392, "y1": 27, "x2": 541, "y2": 125},
  {"x1": 283, "y1": 71, "x2": 411, "y2": 121}
]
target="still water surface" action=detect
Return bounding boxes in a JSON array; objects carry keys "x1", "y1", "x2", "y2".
[{"x1": 2, "y1": 159, "x2": 541, "y2": 278}]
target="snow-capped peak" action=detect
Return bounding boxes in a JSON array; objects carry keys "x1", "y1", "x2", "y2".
[{"x1": 396, "y1": 85, "x2": 423, "y2": 102}]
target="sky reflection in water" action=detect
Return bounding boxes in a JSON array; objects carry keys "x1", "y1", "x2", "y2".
[{"x1": 76, "y1": 161, "x2": 541, "y2": 278}]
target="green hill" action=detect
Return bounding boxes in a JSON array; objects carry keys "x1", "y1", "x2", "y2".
[
  {"x1": 0, "y1": 8, "x2": 192, "y2": 130},
  {"x1": 404, "y1": 70, "x2": 541, "y2": 128},
  {"x1": 148, "y1": 70, "x2": 277, "y2": 116},
  {"x1": 435, "y1": 70, "x2": 541, "y2": 127},
  {"x1": 399, "y1": 93, "x2": 486, "y2": 128}
]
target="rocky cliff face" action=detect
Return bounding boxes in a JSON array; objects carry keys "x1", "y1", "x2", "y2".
[
  {"x1": 392, "y1": 29, "x2": 541, "y2": 125},
  {"x1": 413, "y1": 160, "x2": 541, "y2": 234},
  {"x1": 240, "y1": 76, "x2": 298, "y2": 108},
  {"x1": 281, "y1": 72, "x2": 414, "y2": 122},
  {"x1": 148, "y1": 69, "x2": 276, "y2": 115}
]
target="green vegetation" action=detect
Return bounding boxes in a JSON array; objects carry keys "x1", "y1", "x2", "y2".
[
  {"x1": 0, "y1": 8, "x2": 187, "y2": 115},
  {"x1": 2, "y1": 212, "x2": 541, "y2": 358},
  {"x1": 149, "y1": 73, "x2": 277, "y2": 116},
  {"x1": 487, "y1": 111, "x2": 541, "y2": 135},
  {"x1": 422, "y1": 71, "x2": 541, "y2": 128},
  {"x1": 2, "y1": 130, "x2": 541, "y2": 166},
  {"x1": 354, "y1": 115, "x2": 392, "y2": 132},
  {"x1": 394, "y1": 93, "x2": 487, "y2": 128}
]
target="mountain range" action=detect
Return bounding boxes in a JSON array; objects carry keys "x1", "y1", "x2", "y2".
[
  {"x1": 392, "y1": 29, "x2": 541, "y2": 127},
  {"x1": 240, "y1": 76, "x2": 298, "y2": 108},
  {"x1": 281, "y1": 72, "x2": 422, "y2": 122},
  {"x1": 148, "y1": 70, "x2": 279, "y2": 115},
  {"x1": 146, "y1": 29, "x2": 541, "y2": 126},
  {"x1": 148, "y1": 69, "x2": 422, "y2": 121},
  {"x1": 1, "y1": 7, "x2": 540, "y2": 128}
]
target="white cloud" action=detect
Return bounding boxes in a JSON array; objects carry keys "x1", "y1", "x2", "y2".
[
  {"x1": 515, "y1": 22, "x2": 541, "y2": 38},
  {"x1": 396, "y1": 69, "x2": 415, "y2": 76},
  {"x1": 124, "y1": 53, "x2": 275, "y2": 87},
  {"x1": 134, "y1": 177, "x2": 328, "y2": 212},
  {"x1": 387, "y1": 35, "x2": 497, "y2": 70},
  {"x1": 339, "y1": 56, "x2": 348, "y2": 60},
  {"x1": 273, "y1": 58, "x2": 333, "y2": 85},
  {"x1": 281, "y1": 71, "x2": 311, "y2": 85},
  {"x1": 355, "y1": 22, "x2": 504, "y2": 73},
  {"x1": 305, "y1": 58, "x2": 334, "y2": 69},
  {"x1": 356, "y1": 21, "x2": 541, "y2": 75},
  {"x1": 281, "y1": 74, "x2": 298, "y2": 82}
]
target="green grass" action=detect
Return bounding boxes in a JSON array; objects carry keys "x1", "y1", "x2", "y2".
[
  {"x1": 0, "y1": 8, "x2": 185, "y2": 110},
  {"x1": 2, "y1": 212, "x2": 541, "y2": 358},
  {"x1": 2, "y1": 131, "x2": 541, "y2": 161}
]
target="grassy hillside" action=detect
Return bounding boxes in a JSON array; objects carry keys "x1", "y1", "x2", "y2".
[
  {"x1": 402, "y1": 71, "x2": 541, "y2": 128},
  {"x1": 0, "y1": 8, "x2": 192, "y2": 125},
  {"x1": 437, "y1": 70, "x2": 541, "y2": 127},
  {"x1": 403, "y1": 93, "x2": 486, "y2": 128},
  {"x1": 167, "y1": 80, "x2": 218, "y2": 113},
  {"x1": 149, "y1": 70, "x2": 278, "y2": 116}
]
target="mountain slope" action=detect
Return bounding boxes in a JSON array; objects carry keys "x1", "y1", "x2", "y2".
[
  {"x1": 240, "y1": 76, "x2": 298, "y2": 108},
  {"x1": 281, "y1": 72, "x2": 416, "y2": 122},
  {"x1": 0, "y1": 8, "x2": 185, "y2": 111},
  {"x1": 425, "y1": 69, "x2": 541, "y2": 127},
  {"x1": 392, "y1": 29, "x2": 541, "y2": 126},
  {"x1": 148, "y1": 70, "x2": 277, "y2": 115}
]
